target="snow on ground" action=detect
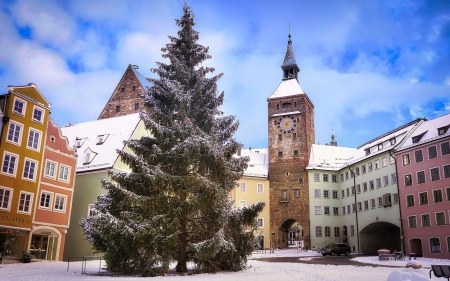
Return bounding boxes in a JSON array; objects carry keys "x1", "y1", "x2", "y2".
[
  {"x1": 1, "y1": 248, "x2": 448, "y2": 281},
  {"x1": 352, "y1": 254, "x2": 450, "y2": 268}
]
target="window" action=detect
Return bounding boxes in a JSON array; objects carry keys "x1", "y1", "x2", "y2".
[
  {"x1": 404, "y1": 174, "x2": 412, "y2": 186},
  {"x1": 345, "y1": 171, "x2": 348, "y2": 180},
  {"x1": 239, "y1": 182, "x2": 247, "y2": 192},
  {"x1": 18, "y1": 192, "x2": 33, "y2": 214},
  {"x1": 32, "y1": 106, "x2": 44, "y2": 123},
  {"x1": 314, "y1": 189, "x2": 321, "y2": 198},
  {"x1": 356, "y1": 184, "x2": 361, "y2": 194},
  {"x1": 364, "y1": 200, "x2": 369, "y2": 210},
  {"x1": 352, "y1": 203, "x2": 356, "y2": 213},
  {"x1": 334, "y1": 227, "x2": 340, "y2": 237},
  {"x1": 239, "y1": 200, "x2": 246, "y2": 208},
  {"x1": 421, "y1": 214, "x2": 430, "y2": 227},
  {"x1": 436, "y1": 212, "x2": 445, "y2": 226},
  {"x1": 350, "y1": 225, "x2": 355, "y2": 237},
  {"x1": 415, "y1": 150, "x2": 423, "y2": 163},
  {"x1": 368, "y1": 162, "x2": 373, "y2": 172},
  {"x1": 393, "y1": 193, "x2": 399, "y2": 204},
  {"x1": 430, "y1": 237, "x2": 441, "y2": 253},
  {"x1": 13, "y1": 97, "x2": 26, "y2": 115},
  {"x1": 378, "y1": 143, "x2": 383, "y2": 150},
  {"x1": 23, "y1": 158, "x2": 38, "y2": 181},
  {"x1": 257, "y1": 183, "x2": 263, "y2": 194},
  {"x1": 342, "y1": 206, "x2": 346, "y2": 215},
  {"x1": 293, "y1": 133, "x2": 297, "y2": 139},
  {"x1": 332, "y1": 190, "x2": 338, "y2": 199},
  {"x1": 389, "y1": 155, "x2": 395, "y2": 165},
  {"x1": 442, "y1": 142, "x2": 450, "y2": 155},
  {"x1": 116, "y1": 105, "x2": 120, "y2": 113},
  {"x1": 361, "y1": 165, "x2": 366, "y2": 174},
  {"x1": 294, "y1": 189, "x2": 300, "y2": 198},
  {"x1": 40, "y1": 192, "x2": 52, "y2": 209},
  {"x1": 445, "y1": 165, "x2": 450, "y2": 179},
  {"x1": 324, "y1": 226, "x2": 331, "y2": 237},
  {"x1": 419, "y1": 192, "x2": 428, "y2": 205},
  {"x1": 0, "y1": 187, "x2": 12, "y2": 210},
  {"x1": 371, "y1": 199, "x2": 376, "y2": 209},
  {"x1": 428, "y1": 146, "x2": 437, "y2": 159},
  {"x1": 377, "y1": 197, "x2": 383, "y2": 208},
  {"x1": 278, "y1": 151, "x2": 283, "y2": 157},
  {"x1": 97, "y1": 135, "x2": 106, "y2": 144},
  {"x1": 341, "y1": 190, "x2": 345, "y2": 199},
  {"x1": 417, "y1": 171, "x2": 426, "y2": 184},
  {"x1": 315, "y1": 206, "x2": 321, "y2": 215},
  {"x1": 324, "y1": 190, "x2": 330, "y2": 199},
  {"x1": 376, "y1": 178, "x2": 381, "y2": 188},
  {"x1": 7, "y1": 121, "x2": 23, "y2": 145},
  {"x1": 281, "y1": 190, "x2": 288, "y2": 202},
  {"x1": 333, "y1": 207, "x2": 339, "y2": 216},
  {"x1": 369, "y1": 180, "x2": 374, "y2": 190},
  {"x1": 314, "y1": 173, "x2": 320, "y2": 182},
  {"x1": 324, "y1": 206, "x2": 330, "y2": 215},
  {"x1": 27, "y1": 129, "x2": 41, "y2": 150},
  {"x1": 383, "y1": 176, "x2": 389, "y2": 186},
  {"x1": 447, "y1": 187, "x2": 450, "y2": 201},
  {"x1": 402, "y1": 154, "x2": 410, "y2": 166},
  {"x1": 431, "y1": 167, "x2": 440, "y2": 181},
  {"x1": 315, "y1": 226, "x2": 322, "y2": 237},
  {"x1": 350, "y1": 170, "x2": 354, "y2": 178},
  {"x1": 365, "y1": 148, "x2": 370, "y2": 156},
  {"x1": 132, "y1": 86, "x2": 136, "y2": 91},
  {"x1": 351, "y1": 186, "x2": 355, "y2": 195},
  {"x1": 347, "y1": 205, "x2": 351, "y2": 214},
  {"x1": 257, "y1": 218, "x2": 264, "y2": 228},
  {"x1": 433, "y1": 189, "x2": 443, "y2": 203},
  {"x1": 54, "y1": 195, "x2": 66, "y2": 212},
  {"x1": 408, "y1": 216, "x2": 417, "y2": 228},
  {"x1": 44, "y1": 161, "x2": 56, "y2": 178},
  {"x1": 278, "y1": 134, "x2": 282, "y2": 141},
  {"x1": 2, "y1": 152, "x2": 18, "y2": 176},
  {"x1": 391, "y1": 173, "x2": 397, "y2": 184},
  {"x1": 375, "y1": 160, "x2": 380, "y2": 169},
  {"x1": 346, "y1": 188, "x2": 349, "y2": 197},
  {"x1": 406, "y1": 194, "x2": 415, "y2": 207},
  {"x1": 357, "y1": 202, "x2": 362, "y2": 212},
  {"x1": 332, "y1": 175, "x2": 337, "y2": 183},
  {"x1": 121, "y1": 87, "x2": 124, "y2": 93},
  {"x1": 88, "y1": 204, "x2": 98, "y2": 217},
  {"x1": 363, "y1": 182, "x2": 368, "y2": 192},
  {"x1": 293, "y1": 150, "x2": 299, "y2": 156},
  {"x1": 382, "y1": 157, "x2": 387, "y2": 167},
  {"x1": 59, "y1": 165, "x2": 70, "y2": 182},
  {"x1": 383, "y1": 193, "x2": 392, "y2": 207},
  {"x1": 323, "y1": 174, "x2": 329, "y2": 182}
]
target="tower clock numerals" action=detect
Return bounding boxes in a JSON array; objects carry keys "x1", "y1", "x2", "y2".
[{"x1": 277, "y1": 116, "x2": 296, "y2": 133}]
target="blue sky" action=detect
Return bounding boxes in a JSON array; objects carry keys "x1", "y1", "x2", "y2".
[{"x1": 0, "y1": 0, "x2": 449, "y2": 149}]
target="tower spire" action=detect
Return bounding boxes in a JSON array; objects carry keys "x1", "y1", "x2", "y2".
[{"x1": 281, "y1": 29, "x2": 300, "y2": 80}]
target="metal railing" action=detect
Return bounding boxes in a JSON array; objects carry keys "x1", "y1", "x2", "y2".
[{"x1": 67, "y1": 256, "x2": 104, "y2": 275}]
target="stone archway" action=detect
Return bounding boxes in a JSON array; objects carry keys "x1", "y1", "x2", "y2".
[
  {"x1": 277, "y1": 219, "x2": 303, "y2": 249},
  {"x1": 360, "y1": 222, "x2": 400, "y2": 254}
]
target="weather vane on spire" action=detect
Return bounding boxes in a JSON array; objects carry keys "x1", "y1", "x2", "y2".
[{"x1": 288, "y1": 23, "x2": 291, "y2": 42}]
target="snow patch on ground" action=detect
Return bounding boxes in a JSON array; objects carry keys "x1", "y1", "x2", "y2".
[
  {"x1": 352, "y1": 255, "x2": 450, "y2": 268},
  {"x1": 386, "y1": 268, "x2": 429, "y2": 281}
]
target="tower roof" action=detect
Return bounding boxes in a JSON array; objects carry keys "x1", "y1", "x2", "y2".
[{"x1": 281, "y1": 33, "x2": 300, "y2": 72}]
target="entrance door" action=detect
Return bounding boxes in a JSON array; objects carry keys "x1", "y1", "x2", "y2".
[{"x1": 46, "y1": 237, "x2": 58, "y2": 260}]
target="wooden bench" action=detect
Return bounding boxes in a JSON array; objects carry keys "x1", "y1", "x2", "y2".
[{"x1": 430, "y1": 265, "x2": 450, "y2": 280}]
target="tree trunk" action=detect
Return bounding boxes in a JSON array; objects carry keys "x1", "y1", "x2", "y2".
[{"x1": 176, "y1": 191, "x2": 188, "y2": 273}]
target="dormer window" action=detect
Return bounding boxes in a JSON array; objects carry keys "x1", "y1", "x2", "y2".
[
  {"x1": 97, "y1": 134, "x2": 108, "y2": 145},
  {"x1": 378, "y1": 143, "x2": 383, "y2": 150},
  {"x1": 412, "y1": 131, "x2": 427, "y2": 144},
  {"x1": 437, "y1": 125, "x2": 449, "y2": 136},
  {"x1": 390, "y1": 138, "x2": 396, "y2": 145},
  {"x1": 85, "y1": 152, "x2": 91, "y2": 163},
  {"x1": 365, "y1": 148, "x2": 370, "y2": 156},
  {"x1": 75, "y1": 137, "x2": 86, "y2": 148},
  {"x1": 83, "y1": 148, "x2": 97, "y2": 165}
]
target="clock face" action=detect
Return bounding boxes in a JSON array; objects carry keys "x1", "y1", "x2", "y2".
[{"x1": 278, "y1": 117, "x2": 296, "y2": 133}]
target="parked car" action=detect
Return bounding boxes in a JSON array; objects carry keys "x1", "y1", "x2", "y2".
[{"x1": 321, "y1": 243, "x2": 351, "y2": 256}]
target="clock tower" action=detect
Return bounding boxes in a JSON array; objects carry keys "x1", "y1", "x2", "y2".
[{"x1": 268, "y1": 34, "x2": 315, "y2": 249}]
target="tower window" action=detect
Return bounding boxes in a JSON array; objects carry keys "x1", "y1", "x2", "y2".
[
  {"x1": 294, "y1": 102, "x2": 297, "y2": 107},
  {"x1": 294, "y1": 150, "x2": 299, "y2": 155},
  {"x1": 116, "y1": 106, "x2": 120, "y2": 113},
  {"x1": 298, "y1": 178, "x2": 303, "y2": 183},
  {"x1": 274, "y1": 120, "x2": 277, "y2": 125},
  {"x1": 135, "y1": 103, "x2": 140, "y2": 110},
  {"x1": 278, "y1": 151, "x2": 283, "y2": 157},
  {"x1": 282, "y1": 103, "x2": 291, "y2": 109},
  {"x1": 293, "y1": 133, "x2": 297, "y2": 139},
  {"x1": 121, "y1": 87, "x2": 124, "y2": 93},
  {"x1": 278, "y1": 134, "x2": 282, "y2": 141},
  {"x1": 277, "y1": 104, "x2": 279, "y2": 110},
  {"x1": 132, "y1": 86, "x2": 136, "y2": 91}
]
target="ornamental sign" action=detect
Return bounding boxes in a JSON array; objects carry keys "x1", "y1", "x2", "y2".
[{"x1": 1, "y1": 215, "x2": 31, "y2": 225}]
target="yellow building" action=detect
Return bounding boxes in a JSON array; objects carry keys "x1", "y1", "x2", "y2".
[
  {"x1": 0, "y1": 83, "x2": 51, "y2": 260},
  {"x1": 231, "y1": 148, "x2": 270, "y2": 249}
]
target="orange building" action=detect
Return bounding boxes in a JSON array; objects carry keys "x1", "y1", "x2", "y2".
[
  {"x1": 0, "y1": 84, "x2": 51, "y2": 260},
  {"x1": 30, "y1": 119, "x2": 77, "y2": 261}
]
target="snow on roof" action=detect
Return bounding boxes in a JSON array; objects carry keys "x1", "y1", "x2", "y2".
[
  {"x1": 399, "y1": 112, "x2": 450, "y2": 150},
  {"x1": 307, "y1": 144, "x2": 356, "y2": 171},
  {"x1": 269, "y1": 79, "x2": 304, "y2": 99},
  {"x1": 61, "y1": 113, "x2": 141, "y2": 172},
  {"x1": 240, "y1": 148, "x2": 268, "y2": 178},
  {"x1": 132, "y1": 67, "x2": 153, "y2": 89}
]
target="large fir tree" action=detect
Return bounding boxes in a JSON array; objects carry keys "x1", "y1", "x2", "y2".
[{"x1": 79, "y1": 4, "x2": 264, "y2": 276}]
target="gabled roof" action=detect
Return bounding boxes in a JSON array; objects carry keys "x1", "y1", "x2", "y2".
[
  {"x1": 131, "y1": 66, "x2": 153, "y2": 89},
  {"x1": 307, "y1": 144, "x2": 356, "y2": 171},
  {"x1": 7, "y1": 83, "x2": 51, "y2": 110},
  {"x1": 269, "y1": 79, "x2": 305, "y2": 99},
  {"x1": 60, "y1": 113, "x2": 141, "y2": 172},
  {"x1": 240, "y1": 148, "x2": 268, "y2": 178}
]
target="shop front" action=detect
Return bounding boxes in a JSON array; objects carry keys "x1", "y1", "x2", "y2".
[
  {"x1": 29, "y1": 227, "x2": 61, "y2": 261},
  {"x1": 0, "y1": 226, "x2": 30, "y2": 259}
]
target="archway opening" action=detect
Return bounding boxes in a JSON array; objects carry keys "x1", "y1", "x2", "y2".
[
  {"x1": 409, "y1": 238, "x2": 423, "y2": 257},
  {"x1": 278, "y1": 219, "x2": 303, "y2": 249},
  {"x1": 359, "y1": 222, "x2": 400, "y2": 254}
]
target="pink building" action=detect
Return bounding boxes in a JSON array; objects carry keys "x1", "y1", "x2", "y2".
[{"x1": 395, "y1": 113, "x2": 450, "y2": 259}]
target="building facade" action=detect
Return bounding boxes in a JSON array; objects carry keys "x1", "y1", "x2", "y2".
[
  {"x1": 0, "y1": 84, "x2": 51, "y2": 260},
  {"x1": 30, "y1": 119, "x2": 77, "y2": 261},
  {"x1": 396, "y1": 113, "x2": 450, "y2": 259}
]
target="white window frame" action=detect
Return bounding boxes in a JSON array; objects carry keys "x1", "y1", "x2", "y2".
[
  {"x1": 391, "y1": 173, "x2": 397, "y2": 185},
  {"x1": 429, "y1": 237, "x2": 441, "y2": 253},
  {"x1": 430, "y1": 167, "x2": 440, "y2": 182},
  {"x1": 435, "y1": 212, "x2": 446, "y2": 226},
  {"x1": 315, "y1": 206, "x2": 321, "y2": 215},
  {"x1": 371, "y1": 199, "x2": 376, "y2": 209},
  {"x1": 433, "y1": 188, "x2": 443, "y2": 203},
  {"x1": 408, "y1": 216, "x2": 417, "y2": 228},
  {"x1": 39, "y1": 191, "x2": 53, "y2": 210},
  {"x1": 393, "y1": 193, "x2": 399, "y2": 204},
  {"x1": 32, "y1": 105, "x2": 44, "y2": 124},
  {"x1": 402, "y1": 154, "x2": 410, "y2": 166},
  {"x1": 428, "y1": 145, "x2": 438, "y2": 159},
  {"x1": 324, "y1": 206, "x2": 330, "y2": 215},
  {"x1": 6, "y1": 121, "x2": 24, "y2": 146},
  {"x1": 87, "y1": 203, "x2": 97, "y2": 217},
  {"x1": 375, "y1": 159, "x2": 380, "y2": 170},
  {"x1": 324, "y1": 190, "x2": 330, "y2": 199},
  {"x1": 421, "y1": 213, "x2": 431, "y2": 227},
  {"x1": 382, "y1": 157, "x2": 387, "y2": 167},
  {"x1": 294, "y1": 189, "x2": 300, "y2": 198},
  {"x1": 383, "y1": 176, "x2": 389, "y2": 186},
  {"x1": 257, "y1": 218, "x2": 264, "y2": 228},
  {"x1": 2, "y1": 151, "x2": 19, "y2": 177},
  {"x1": 419, "y1": 191, "x2": 428, "y2": 205},
  {"x1": 59, "y1": 165, "x2": 70, "y2": 182},
  {"x1": 12, "y1": 96, "x2": 26, "y2": 116},
  {"x1": 44, "y1": 160, "x2": 57, "y2": 179},
  {"x1": 17, "y1": 191, "x2": 33, "y2": 214},
  {"x1": 323, "y1": 174, "x2": 329, "y2": 182},
  {"x1": 361, "y1": 164, "x2": 366, "y2": 174},
  {"x1": 314, "y1": 189, "x2": 321, "y2": 198},
  {"x1": 0, "y1": 186, "x2": 13, "y2": 211},
  {"x1": 314, "y1": 173, "x2": 320, "y2": 182},
  {"x1": 333, "y1": 207, "x2": 339, "y2": 216},
  {"x1": 257, "y1": 183, "x2": 264, "y2": 194},
  {"x1": 27, "y1": 127, "x2": 42, "y2": 151},
  {"x1": 406, "y1": 194, "x2": 415, "y2": 207},
  {"x1": 239, "y1": 200, "x2": 246, "y2": 208},
  {"x1": 368, "y1": 162, "x2": 373, "y2": 172},
  {"x1": 22, "y1": 157, "x2": 38, "y2": 182},
  {"x1": 54, "y1": 194, "x2": 67, "y2": 212}
]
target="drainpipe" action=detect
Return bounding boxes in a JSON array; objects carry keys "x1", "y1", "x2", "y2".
[
  {"x1": 348, "y1": 166, "x2": 360, "y2": 253},
  {"x1": 389, "y1": 149, "x2": 405, "y2": 255}
]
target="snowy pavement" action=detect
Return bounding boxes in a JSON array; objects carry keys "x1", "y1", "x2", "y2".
[{"x1": 0, "y1": 248, "x2": 448, "y2": 281}]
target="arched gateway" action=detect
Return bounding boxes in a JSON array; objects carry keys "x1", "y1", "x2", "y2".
[
  {"x1": 268, "y1": 34, "x2": 315, "y2": 250},
  {"x1": 360, "y1": 222, "x2": 401, "y2": 254}
]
